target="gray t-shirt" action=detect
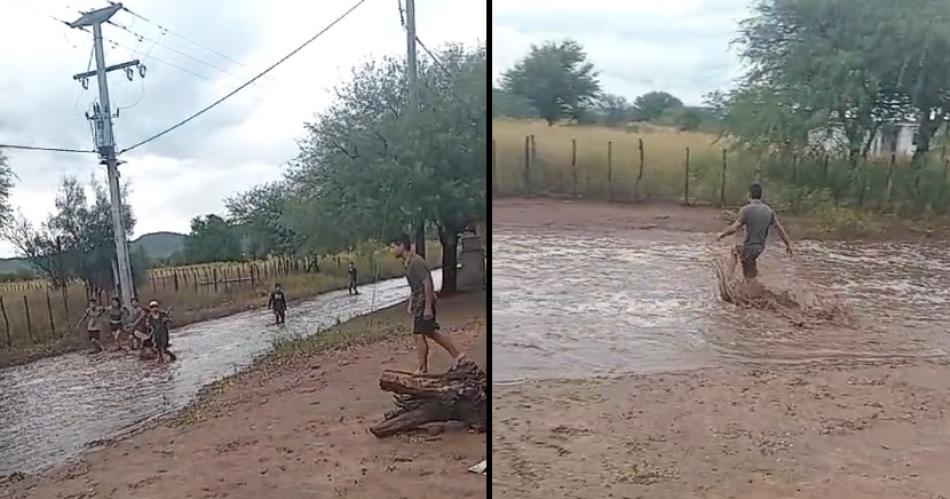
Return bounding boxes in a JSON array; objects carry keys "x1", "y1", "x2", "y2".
[
  {"x1": 405, "y1": 254, "x2": 433, "y2": 316},
  {"x1": 738, "y1": 200, "x2": 775, "y2": 248}
]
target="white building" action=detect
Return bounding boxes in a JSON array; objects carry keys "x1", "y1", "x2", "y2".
[{"x1": 808, "y1": 121, "x2": 920, "y2": 158}]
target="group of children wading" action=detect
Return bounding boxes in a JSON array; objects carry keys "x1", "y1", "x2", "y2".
[
  {"x1": 77, "y1": 297, "x2": 176, "y2": 363},
  {"x1": 70, "y1": 240, "x2": 464, "y2": 374}
]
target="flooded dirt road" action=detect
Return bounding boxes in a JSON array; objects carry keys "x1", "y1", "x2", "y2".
[
  {"x1": 0, "y1": 271, "x2": 440, "y2": 475},
  {"x1": 493, "y1": 208, "x2": 950, "y2": 383}
]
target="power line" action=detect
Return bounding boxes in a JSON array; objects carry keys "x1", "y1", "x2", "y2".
[
  {"x1": 118, "y1": 0, "x2": 369, "y2": 155},
  {"x1": 115, "y1": 3, "x2": 253, "y2": 70},
  {"x1": 0, "y1": 144, "x2": 95, "y2": 154}
]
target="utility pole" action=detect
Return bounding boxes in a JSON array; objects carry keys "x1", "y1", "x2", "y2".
[
  {"x1": 404, "y1": 0, "x2": 426, "y2": 257},
  {"x1": 70, "y1": 4, "x2": 142, "y2": 306}
]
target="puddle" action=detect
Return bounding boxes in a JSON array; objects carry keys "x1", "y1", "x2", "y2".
[
  {"x1": 0, "y1": 271, "x2": 440, "y2": 474},
  {"x1": 492, "y1": 229, "x2": 950, "y2": 383}
]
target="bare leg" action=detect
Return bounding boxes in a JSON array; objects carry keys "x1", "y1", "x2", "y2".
[
  {"x1": 726, "y1": 246, "x2": 740, "y2": 278},
  {"x1": 414, "y1": 335, "x2": 429, "y2": 373},
  {"x1": 426, "y1": 331, "x2": 463, "y2": 362}
]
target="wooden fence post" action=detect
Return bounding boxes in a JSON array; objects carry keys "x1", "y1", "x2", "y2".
[
  {"x1": 46, "y1": 291, "x2": 56, "y2": 337},
  {"x1": 530, "y1": 134, "x2": 536, "y2": 162},
  {"x1": 571, "y1": 138, "x2": 578, "y2": 197},
  {"x1": 636, "y1": 138, "x2": 645, "y2": 202},
  {"x1": 62, "y1": 286, "x2": 69, "y2": 318},
  {"x1": 23, "y1": 296, "x2": 33, "y2": 343},
  {"x1": 213, "y1": 268, "x2": 219, "y2": 293},
  {"x1": 607, "y1": 141, "x2": 613, "y2": 201},
  {"x1": 173, "y1": 272, "x2": 180, "y2": 292},
  {"x1": 684, "y1": 147, "x2": 691, "y2": 205},
  {"x1": 523, "y1": 135, "x2": 531, "y2": 195},
  {"x1": 0, "y1": 296, "x2": 10, "y2": 348},
  {"x1": 491, "y1": 139, "x2": 498, "y2": 197},
  {"x1": 720, "y1": 148, "x2": 728, "y2": 208}
]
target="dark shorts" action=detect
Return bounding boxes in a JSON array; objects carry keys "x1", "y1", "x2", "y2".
[
  {"x1": 110, "y1": 322, "x2": 123, "y2": 332},
  {"x1": 736, "y1": 244, "x2": 764, "y2": 279},
  {"x1": 87, "y1": 329, "x2": 101, "y2": 341},
  {"x1": 153, "y1": 331, "x2": 169, "y2": 350},
  {"x1": 412, "y1": 306, "x2": 440, "y2": 335}
]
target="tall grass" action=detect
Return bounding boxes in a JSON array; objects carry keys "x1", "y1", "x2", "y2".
[
  {"x1": 0, "y1": 245, "x2": 442, "y2": 367},
  {"x1": 493, "y1": 119, "x2": 950, "y2": 214}
]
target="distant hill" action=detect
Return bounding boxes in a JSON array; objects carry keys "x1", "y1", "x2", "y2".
[
  {"x1": 131, "y1": 232, "x2": 185, "y2": 261},
  {"x1": 0, "y1": 257, "x2": 35, "y2": 276}
]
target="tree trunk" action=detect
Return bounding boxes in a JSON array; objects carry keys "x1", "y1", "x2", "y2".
[
  {"x1": 438, "y1": 222, "x2": 460, "y2": 296},
  {"x1": 414, "y1": 217, "x2": 426, "y2": 258},
  {"x1": 370, "y1": 358, "x2": 486, "y2": 438}
]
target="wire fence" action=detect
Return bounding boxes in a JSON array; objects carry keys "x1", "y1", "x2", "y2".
[
  {"x1": 0, "y1": 254, "x2": 393, "y2": 351},
  {"x1": 492, "y1": 133, "x2": 950, "y2": 214}
]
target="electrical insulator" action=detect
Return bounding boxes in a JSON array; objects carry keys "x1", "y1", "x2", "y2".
[
  {"x1": 125, "y1": 67, "x2": 134, "y2": 81},
  {"x1": 81, "y1": 78, "x2": 89, "y2": 90},
  {"x1": 139, "y1": 64, "x2": 147, "y2": 78}
]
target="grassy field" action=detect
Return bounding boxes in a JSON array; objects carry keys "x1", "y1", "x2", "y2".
[
  {"x1": 493, "y1": 119, "x2": 950, "y2": 215},
  {"x1": 0, "y1": 244, "x2": 442, "y2": 368}
]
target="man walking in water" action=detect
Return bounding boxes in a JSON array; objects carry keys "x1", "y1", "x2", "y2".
[
  {"x1": 268, "y1": 283, "x2": 287, "y2": 324},
  {"x1": 391, "y1": 234, "x2": 465, "y2": 374},
  {"x1": 347, "y1": 262, "x2": 359, "y2": 295},
  {"x1": 108, "y1": 297, "x2": 129, "y2": 351},
  {"x1": 716, "y1": 182, "x2": 794, "y2": 280}
]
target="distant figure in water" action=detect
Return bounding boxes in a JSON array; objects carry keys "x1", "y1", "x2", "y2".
[
  {"x1": 391, "y1": 233, "x2": 465, "y2": 374},
  {"x1": 108, "y1": 297, "x2": 129, "y2": 352},
  {"x1": 347, "y1": 262, "x2": 359, "y2": 295},
  {"x1": 716, "y1": 182, "x2": 794, "y2": 281},
  {"x1": 147, "y1": 300, "x2": 176, "y2": 363},
  {"x1": 268, "y1": 283, "x2": 287, "y2": 324}
]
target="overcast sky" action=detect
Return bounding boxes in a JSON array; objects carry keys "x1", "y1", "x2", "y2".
[
  {"x1": 0, "y1": 0, "x2": 486, "y2": 257},
  {"x1": 492, "y1": 0, "x2": 754, "y2": 105}
]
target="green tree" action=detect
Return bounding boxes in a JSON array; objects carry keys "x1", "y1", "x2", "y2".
[
  {"x1": 598, "y1": 94, "x2": 635, "y2": 126},
  {"x1": 634, "y1": 91, "x2": 683, "y2": 121},
  {"x1": 0, "y1": 177, "x2": 138, "y2": 296},
  {"x1": 500, "y1": 40, "x2": 600, "y2": 125},
  {"x1": 492, "y1": 88, "x2": 539, "y2": 119},
  {"x1": 183, "y1": 214, "x2": 242, "y2": 264},
  {"x1": 290, "y1": 44, "x2": 486, "y2": 294},
  {"x1": 226, "y1": 182, "x2": 299, "y2": 259}
]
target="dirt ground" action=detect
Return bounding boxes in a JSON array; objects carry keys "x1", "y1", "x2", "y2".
[
  {"x1": 492, "y1": 196, "x2": 950, "y2": 241},
  {"x1": 3, "y1": 293, "x2": 487, "y2": 499},
  {"x1": 492, "y1": 197, "x2": 950, "y2": 499}
]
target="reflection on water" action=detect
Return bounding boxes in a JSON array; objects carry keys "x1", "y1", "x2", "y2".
[
  {"x1": 492, "y1": 229, "x2": 950, "y2": 383},
  {"x1": 0, "y1": 271, "x2": 440, "y2": 475}
]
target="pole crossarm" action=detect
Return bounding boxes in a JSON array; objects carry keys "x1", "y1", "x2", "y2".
[{"x1": 72, "y1": 60, "x2": 140, "y2": 81}]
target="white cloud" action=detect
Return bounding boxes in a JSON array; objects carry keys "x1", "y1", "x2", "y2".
[
  {"x1": 491, "y1": 0, "x2": 753, "y2": 104},
  {"x1": 0, "y1": 0, "x2": 486, "y2": 257}
]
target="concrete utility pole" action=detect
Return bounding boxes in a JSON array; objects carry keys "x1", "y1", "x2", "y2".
[
  {"x1": 404, "y1": 0, "x2": 427, "y2": 257},
  {"x1": 70, "y1": 4, "x2": 141, "y2": 306}
]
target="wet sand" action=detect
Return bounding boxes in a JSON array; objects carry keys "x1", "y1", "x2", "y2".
[
  {"x1": 493, "y1": 198, "x2": 950, "y2": 498},
  {"x1": 3, "y1": 293, "x2": 487, "y2": 499}
]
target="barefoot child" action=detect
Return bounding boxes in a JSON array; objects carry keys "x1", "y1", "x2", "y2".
[
  {"x1": 391, "y1": 234, "x2": 465, "y2": 374},
  {"x1": 76, "y1": 298, "x2": 105, "y2": 353},
  {"x1": 126, "y1": 298, "x2": 147, "y2": 351},
  {"x1": 347, "y1": 262, "x2": 359, "y2": 295},
  {"x1": 107, "y1": 297, "x2": 128, "y2": 351},
  {"x1": 716, "y1": 182, "x2": 794, "y2": 280},
  {"x1": 268, "y1": 283, "x2": 287, "y2": 325},
  {"x1": 146, "y1": 300, "x2": 176, "y2": 363}
]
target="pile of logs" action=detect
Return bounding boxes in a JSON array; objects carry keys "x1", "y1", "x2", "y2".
[{"x1": 370, "y1": 358, "x2": 487, "y2": 438}]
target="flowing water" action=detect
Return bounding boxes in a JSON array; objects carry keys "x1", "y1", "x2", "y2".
[
  {"x1": 492, "y1": 229, "x2": 950, "y2": 383},
  {"x1": 0, "y1": 271, "x2": 440, "y2": 475}
]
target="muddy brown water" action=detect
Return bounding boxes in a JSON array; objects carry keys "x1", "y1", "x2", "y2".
[
  {"x1": 492, "y1": 229, "x2": 950, "y2": 383},
  {"x1": 0, "y1": 272, "x2": 440, "y2": 475}
]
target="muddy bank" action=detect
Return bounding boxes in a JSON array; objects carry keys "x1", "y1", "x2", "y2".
[
  {"x1": 3, "y1": 292, "x2": 486, "y2": 499},
  {"x1": 493, "y1": 197, "x2": 950, "y2": 241},
  {"x1": 493, "y1": 360, "x2": 950, "y2": 498}
]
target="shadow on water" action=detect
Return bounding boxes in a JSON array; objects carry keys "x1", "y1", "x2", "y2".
[
  {"x1": 0, "y1": 271, "x2": 441, "y2": 475},
  {"x1": 492, "y1": 229, "x2": 950, "y2": 384}
]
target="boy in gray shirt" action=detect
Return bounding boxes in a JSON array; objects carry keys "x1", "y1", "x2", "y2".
[{"x1": 716, "y1": 182, "x2": 794, "y2": 279}]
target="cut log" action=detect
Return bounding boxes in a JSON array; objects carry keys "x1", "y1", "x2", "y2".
[{"x1": 370, "y1": 358, "x2": 486, "y2": 438}]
